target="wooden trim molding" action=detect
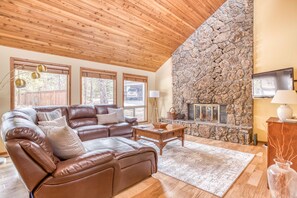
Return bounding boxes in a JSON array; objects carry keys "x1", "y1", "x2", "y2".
[
  {"x1": 10, "y1": 57, "x2": 14, "y2": 110},
  {"x1": 10, "y1": 57, "x2": 72, "y2": 109},
  {"x1": 80, "y1": 67, "x2": 117, "y2": 105}
]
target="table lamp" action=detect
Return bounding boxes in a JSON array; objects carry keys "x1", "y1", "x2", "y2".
[
  {"x1": 149, "y1": 90, "x2": 160, "y2": 124},
  {"x1": 271, "y1": 90, "x2": 297, "y2": 121}
]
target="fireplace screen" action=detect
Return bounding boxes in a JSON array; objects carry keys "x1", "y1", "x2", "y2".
[{"x1": 193, "y1": 104, "x2": 226, "y2": 123}]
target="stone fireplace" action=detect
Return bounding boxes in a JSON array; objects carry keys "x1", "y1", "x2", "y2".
[{"x1": 162, "y1": 0, "x2": 254, "y2": 144}]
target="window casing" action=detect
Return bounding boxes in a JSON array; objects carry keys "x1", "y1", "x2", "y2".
[
  {"x1": 80, "y1": 68, "x2": 117, "y2": 105},
  {"x1": 11, "y1": 58, "x2": 71, "y2": 109},
  {"x1": 123, "y1": 73, "x2": 148, "y2": 122}
]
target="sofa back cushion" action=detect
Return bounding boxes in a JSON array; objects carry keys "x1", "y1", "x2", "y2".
[
  {"x1": 14, "y1": 108, "x2": 38, "y2": 123},
  {"x1": 2, "y1": 110, "x2": 35, "y2": 123},
  {"x1": 34, "y1": 106, "x2": 69, "y2": 121},
  {"x1": 68, "y1": 105, "x2": 97, "y2": 128},
  {"x1": 95, "y1": 104, "x2": 117, "y2": 115}
]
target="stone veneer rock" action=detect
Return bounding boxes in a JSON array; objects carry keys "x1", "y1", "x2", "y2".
[
  {"x1": 161, "y1": 118, "x2": 252, "y2": 144},
  {"x1": 171, "y1": 0, "x2": 253, "y2": 143}
]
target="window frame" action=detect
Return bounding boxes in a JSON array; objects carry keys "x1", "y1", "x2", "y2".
[
  {"x1": 122, "y1": 73, "x2": 148, "y2": 122},
  {"x1": 10, "y1": 57, "x2": 72, "y2": 110},
  {"x1": 80, "y1": 67, "x2": 117, "y2": 105}
]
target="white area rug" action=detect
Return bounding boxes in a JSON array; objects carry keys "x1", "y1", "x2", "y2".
[{"x1": 139, "y1": 140, "x2": 254, "y2": 197}]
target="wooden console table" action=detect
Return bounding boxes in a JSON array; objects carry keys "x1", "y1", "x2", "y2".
[
  {"x1": 132, "y1": 124, "x2": 186, "y2": 155},
  {"x1": 267, "y1": 117, "x2": 297, "y2": 171}
]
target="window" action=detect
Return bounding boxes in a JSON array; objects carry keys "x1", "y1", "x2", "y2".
[
  {"x1": 81, "y1": 68, "x2": 117, "y2": 105},
  {"x1": 11, "y1": 58, "x2": 71, "y2": 109},
  {"x1": 123, "y1": 73, "x2": 148, "y2": 122}
]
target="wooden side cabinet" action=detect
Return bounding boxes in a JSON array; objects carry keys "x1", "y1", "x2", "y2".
[{"x1": 267, "y1": 117, "x2": 297, "y2": 171}]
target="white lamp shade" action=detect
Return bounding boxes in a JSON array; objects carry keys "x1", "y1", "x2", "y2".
[
  {"x1": 149, "y1": 90, "x2": 160, "y2": 98},
  {"x1": 271, "y1": 90, "x2": 297, "y2": 104}
]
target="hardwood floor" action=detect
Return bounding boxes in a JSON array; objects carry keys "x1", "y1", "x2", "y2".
[
  {"x1": 115, "y1": 136, "x2": 270, "y2": 198},
  {"x1": 0, "y1": 135, "x2": 270, "y2": 198},
  {"x1": 0, "y1": 154, "x2": 27, "y2": 198}
]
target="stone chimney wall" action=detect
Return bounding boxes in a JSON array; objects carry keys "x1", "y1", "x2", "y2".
[{"x1": 172, "y1": 0, "x2": 253, "y2": 128}]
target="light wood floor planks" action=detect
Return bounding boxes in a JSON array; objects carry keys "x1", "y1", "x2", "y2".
[{"x1": 0, "y1": 135, "x2": 270, "y2": 198}]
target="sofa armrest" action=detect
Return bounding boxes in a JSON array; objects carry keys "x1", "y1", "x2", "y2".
[
  {"x1": 125, "y1": 116, "x2": 138, "y2": 125},
  {"x1": 53, "y1": 150, "x2": 114, "y2": 177},
  {"x1": 19, "y1": 140, "x2": 56, "y2": 173}
]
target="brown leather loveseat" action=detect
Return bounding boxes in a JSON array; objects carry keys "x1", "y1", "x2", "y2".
[{"x1": 1, "y1": 105, "x2": 158, "y2": 198}]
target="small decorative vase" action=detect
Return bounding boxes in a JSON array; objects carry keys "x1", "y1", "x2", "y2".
[{"x1": 267, "y1": 159, "x2": 297, "y2": 198}]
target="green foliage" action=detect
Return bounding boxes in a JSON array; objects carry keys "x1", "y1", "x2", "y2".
[
  {"x1": 82, "y1": 77, "x2": 114, "y2": 104},
  {"x1": 16, "y1": 70, "x2": 67, "y2": 93}
]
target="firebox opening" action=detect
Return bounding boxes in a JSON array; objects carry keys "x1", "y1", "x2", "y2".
[{"x1": 187, "y1": 103, "x2": 227, "y2": 124}]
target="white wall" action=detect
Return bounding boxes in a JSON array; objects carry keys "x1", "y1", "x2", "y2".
[
  {"x1": 0, "y1": 45, "x2": 156, "y2": 152},
  {"x1": 155, "y1": 58, "x2": 173, "y2": 118}
]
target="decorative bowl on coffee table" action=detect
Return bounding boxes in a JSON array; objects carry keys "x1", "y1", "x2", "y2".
[{"x1": 153, "y1": 122, "x2": 168, "y2": 129}]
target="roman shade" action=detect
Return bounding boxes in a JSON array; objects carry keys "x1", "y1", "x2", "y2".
[
  {"x1": 81, "y1": 68, "x2": 116, "y2": 80},
  {"x1": 123, "y1": 73, "x2": 148, "y2": 83}
]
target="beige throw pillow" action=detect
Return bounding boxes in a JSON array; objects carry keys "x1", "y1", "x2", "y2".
[
  {"x1": 44, "y1": 126, "x2": 85, "y2": 160},
  {"x1": 108, "y1": 108, "x2": 125, "y2": 122},
  {"x1": 38, "y1": 116, "x2": 68, "y2": 127},
  {"x1": 97, "y1": 113, "x2": 118, "y2": 125},
  {"x1": 37, "y1": 109, "x2": 62, "y2": 121},
  {"x1": 38, "y1": 116, "x2": 78, "y2": 135}
]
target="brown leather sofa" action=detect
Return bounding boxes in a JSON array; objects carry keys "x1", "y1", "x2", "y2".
[
  {"x1": 1, "y1": 105, "x2": 158, "y2": 198},
  {"x1": 35, "y1": 104, "x2": 138, "y2": 141}
]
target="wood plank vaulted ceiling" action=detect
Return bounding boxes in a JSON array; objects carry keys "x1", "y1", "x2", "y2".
[{"x1": 0, "y1": 0, "x2": 226, "y2": 72}]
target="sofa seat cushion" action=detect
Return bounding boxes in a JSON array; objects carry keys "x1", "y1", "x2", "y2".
[
  {"x1": 83, "y1": 137, "x2": 157, "y2": 162},
  {"x1": 75, "y1": 125, "x2": 109, "y2": 141},
  {"x1": 107, "y1": 122, "x2": 133, "y2": 137},
  {"x1": 83, "y1": 138, "x2": 157, "y2": 173}
]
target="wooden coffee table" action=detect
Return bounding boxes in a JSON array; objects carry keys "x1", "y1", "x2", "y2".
[{"x1": 132, "y1": 124, "x2": 186, "y2": 155}]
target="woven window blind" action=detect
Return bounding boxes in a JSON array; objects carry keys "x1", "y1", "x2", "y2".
[
  {"x1": 81, "y1": 69, "x2": 116, "y2": 80},
  {"x1": 14, "y1": 60, "x2": 70, "y2": 75}
]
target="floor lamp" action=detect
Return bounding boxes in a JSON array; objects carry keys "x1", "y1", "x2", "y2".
[{"x1": 149, "y1": 90, "x2": 160, "y2": 124}]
